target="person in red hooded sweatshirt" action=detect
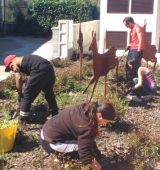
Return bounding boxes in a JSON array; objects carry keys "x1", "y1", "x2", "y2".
[
  {"x1": 4, "y1": 54, "x2": 58, "y2": 124},
  {"x1": 123, "y1": 16, "x2": 146, "y2": 82}
]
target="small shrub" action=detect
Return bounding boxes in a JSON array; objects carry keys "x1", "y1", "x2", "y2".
[
  {"x1": 28, "y1": 0, "x2": 99, "y2": 33},
  {"x1": 0, "y1": 119, "x2": 18, "y2": 129},
  {"x1": 125, "y1": 131, "x2": 160, "y2": 170},
  {"x1": 51, "y1": 57, "x2": 72, "y2": 68},
  {"x1": 82, "y1": 59, "x2": 93, "y2": 77}
]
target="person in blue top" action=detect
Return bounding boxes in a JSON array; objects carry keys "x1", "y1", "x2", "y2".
[{"x1": 4, "y1": 54, "x2": 58, "y2": 124}]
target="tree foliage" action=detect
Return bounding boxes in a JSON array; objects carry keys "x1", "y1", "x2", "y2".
[
  {"x1": 4, "y1": 0, "x2": 99, "y2": 36},
  {"x1": 5, "y1": 0, "x2": 28, "y2": 22},
  {"x1": 28, "y1": 0, "x2": 99, "y2": 34}
]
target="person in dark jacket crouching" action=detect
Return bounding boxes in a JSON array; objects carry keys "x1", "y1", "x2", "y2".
[{"x1": 40, "y1": 102, "x2": 116, "y2": 170}]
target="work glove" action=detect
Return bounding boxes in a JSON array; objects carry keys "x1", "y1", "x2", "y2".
[
  {"x1": 18, "y1": 93, "x2": 23, "y2": 102},
  {"x1": 125, "y1": 46, "x2": 130, "y2": 52},
  {"x1": 93, "y1": 148, "x2": 102, "y2": 159},
  {"x1": 135, "y1": 51, "x2": 141, "y2": 59},
  {"x1": 125, "y1": 87, "x2": 135, "y2": 95},
  {"x1": 125, "y1": 88, "x2": 132, "y2": 95}
]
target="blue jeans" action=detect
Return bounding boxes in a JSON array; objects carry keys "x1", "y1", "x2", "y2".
[
  {"x1": 126, "y1": 49, "x2": 142, "y2": 81},
  {"x1": 132, "y1": 78, "x2": 157, "y2": 98}
]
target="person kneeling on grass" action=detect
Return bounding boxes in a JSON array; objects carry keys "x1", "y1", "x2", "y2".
[
  {"x1": 127, "y1": 58, "x2": 157, "y2": 102},
  {"x1": 40, "y1": 102, "x2": 116, "y2": 170}
]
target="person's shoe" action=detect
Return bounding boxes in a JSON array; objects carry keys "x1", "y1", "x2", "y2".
[
  {"x1": 49, "y1": 109, "x2": 58, "y2": 116},
  {"x1": 144, "y1": 95, "x2": 153, "y2": 101},
  {"x1": 54, "y1": 157, "x2": 59, "y2": 162},
  {"x1": 47, "y1": 115, "x2": 52, "y2": 120},
  {"x1": 127, "y1": 95, "x2": 142, "y2": 102}
]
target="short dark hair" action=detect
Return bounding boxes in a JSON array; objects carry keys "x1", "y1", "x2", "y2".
[{"x1": 123, "y1": 16, "x2": 135, "y2": 24}]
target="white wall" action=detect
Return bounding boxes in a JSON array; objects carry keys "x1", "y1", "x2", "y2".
[
  {"x1": 99, "y1": 0, "x2": 160, "y2": 56},
  {"x1": 73, "y1": 20, "x2": 100, "y2": 51},
  {"x1": 51, "y1": 20, "x2": 100, "y2": 58},
  {"x1": 155, "y1": 0, "x2": 160, "y2": 52}
]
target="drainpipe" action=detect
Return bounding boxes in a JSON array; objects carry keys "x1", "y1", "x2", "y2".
[{"x1": 2, "y1": 0, "x2": 5, "y2": 36}]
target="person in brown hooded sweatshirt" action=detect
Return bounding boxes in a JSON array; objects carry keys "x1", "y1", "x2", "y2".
[{"x1": 40, "y1": 102, "x2": 116, "y2": 170}]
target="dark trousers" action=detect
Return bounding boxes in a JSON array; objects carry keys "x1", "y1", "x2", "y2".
[
  {"x1": 20, "y1": 65, "x2": 58, "y2": 118},
  {"x1": 132, "y1": 78, "x2": 157, "y2": 98},
  {"x1": 126, "y1": 49, "x2": 142, "y2": 81}
]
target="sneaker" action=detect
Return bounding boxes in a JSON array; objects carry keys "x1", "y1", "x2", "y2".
[
  {"x1": 47, "y1": 115, "x2": 52, "y2": 120},
  {"x1": 144, "y1": 95, "x2": 153, "y2": 101},
  {"x1": 127, "y1": 95, "x2": 142, "y2": 102},
  {"x1": 49, "y1": 109, "x2": 58, "y2": 116},
  {"x1": 54, "y1": 157, "x2": 59, "y2": 162}
]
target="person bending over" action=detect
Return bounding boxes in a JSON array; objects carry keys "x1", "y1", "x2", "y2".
[
  {"x1": 40, "y1": 102, "x2": 116, "y2": 170},
  {"x1": 123, "y1": 16, "x2": 145, "y2": 81},
  {"x1": 4, "y1": 54, "x2": 58, "y2": 124},
  {"x1": 127, "y1": 58, "x2": 157, "y2": 102}
]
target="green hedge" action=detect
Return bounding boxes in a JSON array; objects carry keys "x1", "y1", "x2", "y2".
[
  {"x1": 27, "y1": 0, "x2": 99, "y2": 35},
  {"x1": 13, "y1": 0, "x2": 99, "y2": 36}
]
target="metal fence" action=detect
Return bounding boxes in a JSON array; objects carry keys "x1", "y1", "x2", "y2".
[
  {"x1": 0, "y1": 0, "x2": 29, "y2": 36},
  {"x1": 0, "y1": 0, "x2": 1, "y2": 20}
]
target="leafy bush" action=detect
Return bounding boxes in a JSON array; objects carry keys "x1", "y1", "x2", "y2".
[
  {"x1": 28, "y1": 0, "x2": 99, "y2": 34},
  {"x1": 5, "y1": 0, "x2": 99, "y2": 36},
  {"x1": 13, "y1": 10, "x2": 26, "y2": 36},
  {"x1": 14, "y1": 14, "x2": 47, "y2": 36},
  {"x1": 0, "y1": 119, "x2": 18, "y2": 129},
  {"x1": 51, "y1": 57, "x2": 72, "y2": 68},
  {"x1": 125, "y1": 131, "x2": 160, "y2": 170},
  {"x1": 5, "y1": 0, "x2": 28, "y2": 23},
  {"x1": 55, "y1": 73, "x2": 84, "y2": 95}
]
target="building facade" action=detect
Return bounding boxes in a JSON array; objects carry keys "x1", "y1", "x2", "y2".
[{"x1": 99, "y1": 0, "x2": 160, "y2": 56}]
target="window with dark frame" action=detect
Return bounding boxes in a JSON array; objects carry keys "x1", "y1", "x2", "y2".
[
  {"x1": 107, "y1": 0, "x2": 129, "y2": 13},
  {"x1": 131, "y1": 0, "x2": 154, "y2": 14},
  {"x1": 105, "y1": 31, "x2": 127, "y2": 49},
  {"x1": 105, "y1": 32, "x2": 152, "y2": 50}
]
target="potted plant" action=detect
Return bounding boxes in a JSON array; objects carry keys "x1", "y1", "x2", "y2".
[{"x1": 0, "y1": 118, "x2": 18, "y2": 153}]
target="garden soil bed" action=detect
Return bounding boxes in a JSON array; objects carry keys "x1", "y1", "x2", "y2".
[{"x1": 0, "y1": 59, "x2": 160, "y2": 170}]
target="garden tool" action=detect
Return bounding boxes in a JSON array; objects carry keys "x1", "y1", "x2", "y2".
[
  {"x1": 12, "y1": 102, "x2": 21, "y2": 119},
  {"x1": 118, "y1": 50, "x2": 127, "y2": 61},
  {"x1": 118, "y1": 45, "x2": 130, "y2": 61},
  {"x1": 12, "y1": 94, "x2": 22, "y2": 119},
  {"x1": 125, "y1": 87, "x2": 133, "y2": 95}
]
